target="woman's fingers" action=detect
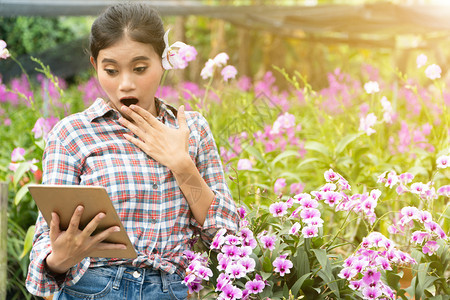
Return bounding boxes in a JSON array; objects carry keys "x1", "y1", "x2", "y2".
[
  {"x1": 95, "y1": 242, "x2": 127, "y2": 251},
  {"x1": 49, "y1": 212, "x2": 61, "y2": 242},
  {"x1": 80, "y1": 212, "x2": 106, "y2": 238},
  {"x1": 91, "y1": 225, "x2": 123, "y2": 246},
  {"x1": 66, "y1": 205, "x2": 84, "y2": 233}
]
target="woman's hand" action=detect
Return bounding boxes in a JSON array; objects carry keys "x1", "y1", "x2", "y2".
[
  {"x1": 45, "y1": 206, "x2": 126, "y2": 274},
  {"x1": 118, "y1": 105, "x2": 191, "y2": 173}
]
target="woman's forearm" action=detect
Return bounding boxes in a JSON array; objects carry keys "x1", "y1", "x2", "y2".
[{"x1": 172, "y1": 156, "x2": 215, "y2": 226}]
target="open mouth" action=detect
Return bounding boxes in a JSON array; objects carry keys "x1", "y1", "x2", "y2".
[{"x1": 120, "y1": 98, "x2": 138, "y2": 107}]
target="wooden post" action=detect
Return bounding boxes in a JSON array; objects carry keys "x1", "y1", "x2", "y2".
[{"x1": 0, "y1": 182, "x2": 7, "y2": 300}]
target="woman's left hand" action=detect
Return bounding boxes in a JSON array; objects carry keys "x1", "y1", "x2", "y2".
[{"x1": 119, "y1": 104, "x2": 191, "y2": 172}]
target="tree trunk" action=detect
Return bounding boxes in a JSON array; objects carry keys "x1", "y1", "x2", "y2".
[{"x1": 238, "y1": 27, "x2": 251, "y2": 77}]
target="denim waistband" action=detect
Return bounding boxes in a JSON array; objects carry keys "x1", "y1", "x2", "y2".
[{"x1": 87, "y1": 265, "x2": 182, "y2": 292}]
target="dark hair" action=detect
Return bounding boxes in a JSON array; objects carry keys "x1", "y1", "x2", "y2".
[{"x1": 89, "y1": 2, "x2": 165, "y2": 61}]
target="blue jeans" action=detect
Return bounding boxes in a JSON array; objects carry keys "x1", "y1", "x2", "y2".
[{"x1": 53, "y1": 265, "x2": 188, "y2": 299}]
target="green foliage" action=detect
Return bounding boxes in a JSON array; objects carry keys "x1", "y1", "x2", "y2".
[{"x1": 0, "y1": 16, "x2": 90, "y2": 56}]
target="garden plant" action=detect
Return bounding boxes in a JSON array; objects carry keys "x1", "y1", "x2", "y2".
[{"x1": 0, "y1": 35, "x2": 449, "y2": 299}]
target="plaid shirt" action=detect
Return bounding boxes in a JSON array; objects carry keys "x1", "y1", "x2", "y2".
[{"x1": 26, "y1": 98, "x2": 239, "y2": 297}]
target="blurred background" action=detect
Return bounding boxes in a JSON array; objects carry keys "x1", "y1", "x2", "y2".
[
  {"x1": 1, "y1": 1, "x2": 450, "y2": 299},
  {"x1": 2, "y1": 0, "x2": 450, "y2": 89}
]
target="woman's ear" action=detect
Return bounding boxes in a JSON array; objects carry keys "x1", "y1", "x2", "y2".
[{"x1": 90, "y1": 56, "x2": 97, "y2": 71}]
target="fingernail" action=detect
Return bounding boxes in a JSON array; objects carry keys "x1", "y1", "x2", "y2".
[
  {"x1": 98, "y1": 213, "x2": 105, "y2": 219},
  {"x1": 114, "y1": 226, "x2": 120, "y2": 232},
  {"x1": 121, "y1": 245, "x2": 127, "y2": 249},
  {"x1": 77, "y1": 206, "x2": 83, "y2": 212}
]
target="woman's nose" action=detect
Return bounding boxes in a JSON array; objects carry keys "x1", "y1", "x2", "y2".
[{"x1": 119, "y1": 73, "x2": 136, "y2": 91}]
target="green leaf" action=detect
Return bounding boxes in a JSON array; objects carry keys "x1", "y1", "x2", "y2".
[
  {"x1": 312, "y1": 248, "x2": 328, "y2": 271},
  {"x1": 334, "y1": 133, "x2": 363, "y2": 155},
  {"x1": 270, "y1": 150, "x2": 300, "y2": 167},
  {"x1": 14, "y1": 183, "x2": 31, "y2": 206},
  {"x1": 291, "y1": 273, "x2": 311, "y2": 296},
  {"x1": 35, "y1": 139, "x2": 46, "y2": 150},
  {"x1": 20, "y1": 225, "x2": 35, "y2": 259},
  {"x1": 304, "y1": 141, "x2": 331, "y2": 158},
  {"x1": 244, "y1": 146, "x2": 266, "y2": 165},
  {"x1": 283, "y1": 282, "x2": 289, "y2": 299},
  {"x1": 297, "y1": 157, "x2": 320, "y2": 169},
  {"x1": 13, "y1": 162, "x2": 32, "y2": 188},
  {"x1": 263, "y1": 256, "x2": 272, "y2": 273},
  {"x1": 296, "y1": 247, "x2": 310, "y2": 278}
]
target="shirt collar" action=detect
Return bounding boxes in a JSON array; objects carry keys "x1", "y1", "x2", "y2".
[{"x1": 86, "y1": 97, "x2": 178, "y2": 123}]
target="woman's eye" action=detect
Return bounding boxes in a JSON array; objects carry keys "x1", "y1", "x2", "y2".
[
  {"x1": 104, "y1": 69, "x2": 117, "y2": 75},
  {"x1": 134, "y1": 66, "x2": 147, "y2": 73}
]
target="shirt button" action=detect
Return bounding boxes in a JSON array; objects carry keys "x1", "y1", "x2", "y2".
[
  {"x1": 152, "y1": 183, "x2": 158, "y2": 189},
  {"x1": 133, "y1": 271, "x2": 140, "y2": 278}
]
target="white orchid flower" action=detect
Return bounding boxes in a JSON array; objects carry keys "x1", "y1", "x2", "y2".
[{"x1": 161, "y1": 29, "x2": 188, "y2": 70}]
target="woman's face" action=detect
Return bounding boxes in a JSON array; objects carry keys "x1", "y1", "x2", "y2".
[{"x1": 91, "y1": 35, "x2": 164, "y2": 117}]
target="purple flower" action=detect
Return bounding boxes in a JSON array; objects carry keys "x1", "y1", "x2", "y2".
[
  {"x1": 422, "y1": 240, "x2": 440, "y2": 255},
  {"x1": 363, "y1": 287, "x2": 381, "y2": 299},
  {"x1": 239, "y1": 227, "x2": 253, "y2": 240},
  {"x1": 274, "y1": 178, "x2": 286, "y2": 194},
  {"x1": 11, "y1": 147, "x2": 25, "y2": 162},
  {"x1": 323, "y1": 191, "x2": 342, "y2": 207},
  {"x1": 290, "y1": 222, "x2": 301, "y2": 235},
  {"x1": 201, "y1": 59, "x2": 215, "y2": 79},
  {"x1": 237, "y1": 206, "x2": 247, "y2": 219},
  {"x1": 245, "y1": 279, "x2": 265, "y2": 294},
  {"x1": 178, "y1": 45, "x2": 197, "y2": 63},
  {"x1": 338, "y1": 267, "x2": 358, "y2": 280},
  {"x1": 213, "y1": 52, "x2": 229, "y2": 67},
  {"x1": 260, "y1": 235, "x2": 276, "y2": 251},
  {"x1": 226, "y1": 263, "x2": 246, "y2": 279},
  {"x1": 0, "y1": 40, "x2": 10, "y2": 59},
  {"x1": 299, "y1": 197, "x2": 318, "y2": 209},
  {"x1": 300, "y1": 208, "x2": 321, "y2": 221},
  {"x1": 302, "y1": 225, "x2": 318, "y2": 238},
  {"x1": 224, "y1": 235, "x2": 240, "y2": 246},
  {"x1": 219, "y1": 284, "x2": 243, "y2": 300},
  {"x1": 222, "y1": 245, "x2": 241, "y2": 259},
  {"x1": 215, "y1": 273, "x2": 231, "y2": 292},
  {"x1": 362, "y1": 268, "x2": 381, "y2": 285},
  {"x1": 237, "y1": 76, "x2": 252, "y2": 91},
  {"x1": 218, "y1": 256, "x2": 232, "y2": 272},
  {"x1": 411, "y1": 231, "x2": 431, "y2": 244},
  {"x1": 238, "y1": 257, "x2": 256, "y2": 273},
  {"x1": 437, "y1": 155, "x2": 450, "y2": 169},
  {"x1": 324, "y1": 169, "x2": 339, "y2": 182},
  {"x1": 32, "y1": 116, "x2": 59, "y2": 139},
  {"x1": 437, "y1": 185, "x2": 450, "y2": 197},
  {"x1": 349, "y1": 279, "x2": 362, "y2": 291},
  {"x1": 273, "y1": 255, "x2": 293, "y2": 276},
  {"x1": 359, "y1": 113, "x2": 377, "y2": 136},
  {"x1": 425, "y1": 64, "x2": 441, "y2": 80},
  {"x1": 237, "y1": 158, "x2": 253, "y2": 170},
  {"x1": 196, "y1": 265, "x2": 213, "y2": 280},
  {"x1": 221, "y1": 65, "x2": 238, "y2": 82},
  {"x1": 187, "y1": 280, "x2": 204, "y2": 294},
  {"x1": 242, "y1": 237, "x2": 257, "y2": 249},
  {"x1": 399, "y1": 172, "x2": 414, "y2": 185},
  {"x1": 269, "y1": 201, "x2": 288, "y2": 217},
  {"x1": 416, "y1": 53, "x2": 427, "y2": 68},
  {"x1": 290, "y1": 182, "x2": 304, "y2": 195}
]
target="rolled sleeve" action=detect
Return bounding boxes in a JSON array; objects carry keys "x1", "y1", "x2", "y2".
[
  {"x1": 190, "y1": 113, "x2": 239, "y2": 244},
  {"x1": 26, "y1": 214, "x2": 91, "y2": 296},
  {"x1": 26, "y1": 127, "x2": 85, "y2": 296}
]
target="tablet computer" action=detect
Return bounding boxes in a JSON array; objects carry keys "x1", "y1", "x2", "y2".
[{"x1": 28, "y1": 184, "x2": 137, "y2": 259}]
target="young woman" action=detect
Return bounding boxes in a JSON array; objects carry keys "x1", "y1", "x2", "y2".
[{"x1": 26, "y1": 3, "x2": 239, "y2": 299}]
